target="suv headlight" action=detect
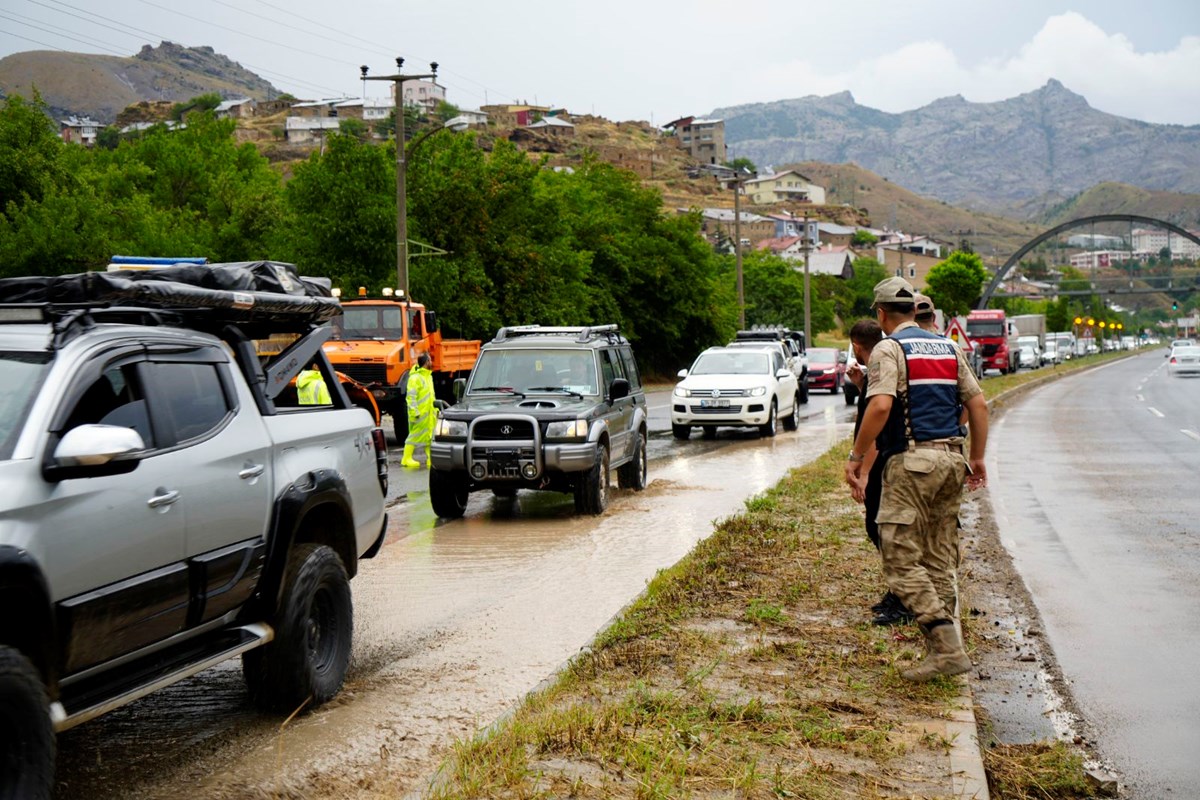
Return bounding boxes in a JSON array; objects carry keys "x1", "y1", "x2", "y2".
[
  {"x1": 749, "y1": 386, "x2": 767, "y2": 396},
  {"x1": 545, "y1": 419, "x2": 588, "y2": 440},
  {"x1": 435, "y1": 418, "x2": 468, "y2": 438},
  {"x1": 673, "y1": 386, "x2": 691, "y2": 397}
]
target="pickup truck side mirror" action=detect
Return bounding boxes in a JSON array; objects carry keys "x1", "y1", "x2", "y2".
[
  {"x1": 609, "y1": 378, "x2": 630, "y2": 402},
  {"x1": 453, "y1": 377, "x2": 466, "y2": 401},
  {"x1": 45, "y1": 424, "x2": 145, "y2": 481}
]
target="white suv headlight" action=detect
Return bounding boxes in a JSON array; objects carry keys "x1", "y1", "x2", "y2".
[
  {"x1": 545, "y1": 419, "x2": 588, "y2": 439},
  {"x1": 673, "y1": 386, "x2": 692, "y2": 398},
  {"x1": 435, "y1": 418, "x2": 468, "y2": 438},
  {"x1": 749, "y1": 386, "x2": 767, "y2": 396}
]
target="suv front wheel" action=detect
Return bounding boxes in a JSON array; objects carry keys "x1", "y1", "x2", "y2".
[
  {"x1": 574, "y1": 444, "x2": 609, "y2": 515},
  {"x1": 430, "y1": 468, "x2": 470, "y2": 519},
  {"x1": 243, "y1": 543, "x2": 353, "y2": 713},
  {"x1": 760, "y1": 400, "x2": 778, "y2": 438},
  {"x1": 0, "y1": 646, "x2": 54, "y2": 800},
  {"x1": 782, "y1": 395, "x2": 799, "y2": 431}
]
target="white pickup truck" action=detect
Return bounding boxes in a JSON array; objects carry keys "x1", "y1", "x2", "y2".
[{"x1": 0, "y1": 263, "x2": 387, "y2": 798}]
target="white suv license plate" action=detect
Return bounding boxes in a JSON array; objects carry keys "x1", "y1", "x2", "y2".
[{"x1": 700, "y1": 398, "x2": 731, "y2": 408}]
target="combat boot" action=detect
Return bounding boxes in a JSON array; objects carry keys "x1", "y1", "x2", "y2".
[
  {"x1": 901, "y1": 621, "x2": 972, "y2": 682},
  {"x1": 401, "y1": 444, "x2": 419, "y2": 468}
]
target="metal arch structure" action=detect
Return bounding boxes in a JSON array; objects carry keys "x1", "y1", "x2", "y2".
[{"x1": 978, "y1": 214, "x2": 1200, "y2": 308}]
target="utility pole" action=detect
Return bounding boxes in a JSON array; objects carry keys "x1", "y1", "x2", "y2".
[
  {"x1": 802, "y1": 214, "x2": 812, "y2": 346},
  {"x1": 363, "y1": 58, "x2": 438, "y2": 296}
]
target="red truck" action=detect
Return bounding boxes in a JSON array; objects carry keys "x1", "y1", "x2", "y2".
[{"x1": 966, "y1": 309, "x2": 1019, "y2": 374}]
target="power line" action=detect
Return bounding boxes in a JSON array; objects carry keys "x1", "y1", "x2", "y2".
[
  {"x1": 0, "y1": 29, "x2": 66, "y2": 52},
  {"x1": 0, "y1": 9, "x2": 128, "y2": 56},
  {"x1": 26, "y1": 0, "x2": 152, "y2": 47}
]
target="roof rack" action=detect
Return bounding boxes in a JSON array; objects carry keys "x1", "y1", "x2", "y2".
[{"x1": 493, "y1": 324, "x2": 622, "y2": 344}]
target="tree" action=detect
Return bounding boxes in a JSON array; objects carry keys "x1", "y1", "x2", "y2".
[
  {"x1": 1159, "y1": 245, "x2": 1173, "y2": 263},
  {"x1": 925, "y1": 251, "x2": 988, "y2": 316},
  {"x1": 850, "y1": 229, "x2": 878, "y2": 247},
  {"x1": 338, "y1": 118, "x2": 369, "y2": 140},
  {"x1": 435, "y1": 101, "x2": 461, "y2": 123},
  {"x1": 842, "y1": 257, "x2": 889, "y2": 320},
  {"x1": 723, "y1": 157, "x2": 757, "y2": 174},
  {"x1": 170, "y1": 92, "x2": 222, "y2": 122}
]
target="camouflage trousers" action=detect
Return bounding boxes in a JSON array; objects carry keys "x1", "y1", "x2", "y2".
[{"x1": 875, "y1": 447, "x2": 967, "y2": 626}]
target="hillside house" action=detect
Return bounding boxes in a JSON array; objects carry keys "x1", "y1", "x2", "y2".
[
  {"x1": 876, "y1": 246, "x2": 941, "y2": 289},
  {"x1": 802, "y1": 251, "x2": 855, "y2": 279},
  {"x1": 289, "y1": 99, "x2": 348, "y2": 118},
  {"x1": 395, "y1": 79, "x2": 446, "y2": 114},
  {"x1": 695, "y1": 209, "x2": 774, "y2": 248},
  {"x1": 60, "y1": 116, "x2": 99, "y2": 146},
  {"x1": 480, "y1": 104, "x2": 552, "y2": 127},
  {"x1": 663, "y1": 116, "x2": 725, "y2": 165},
  {"x1": 285, "y1": 117, "x2": 341, "y2": 143},
  {"x1": 446, "y1": 109, "x2": 489, "y2": 127},
  {"x1": 334, "y1": 98, "x2": 392, "y2": 122},
  {"x1": 214, "y1": 98, "x2": 255, "y2": 119},
  {"x1": 525, "y1": 115, "x2": 575, "y2": 137},
  {"x1": 764, "y1": 213, "x2": 819, "y2": 244},
  {"x1": 741, "y1": 170, "x2": 826, "y2": 205}
]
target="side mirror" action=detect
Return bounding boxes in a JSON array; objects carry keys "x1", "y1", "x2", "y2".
[
  {"x1": 677, "y1": 368, "x2": 689, "y2": 378},
  {"x1": 425, "y1": 310, "x2": 439, "y2": 334},
  {"x1": 609, "y1": 378, "x2": 630, "y2": 402},
  {"x1": 838, "y1": 352, "x2": 848, "y2": 364},
  {"x1": 46, "y1": 424, "x2": 145, "y2": 481},
  {"x1": 776, "y1": 369, "x2": 792, "y2": 379},
  {"x1": 453, "y1": 377, "x2": 467, "y2": 401}
]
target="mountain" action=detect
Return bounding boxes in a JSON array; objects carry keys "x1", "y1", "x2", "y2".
[
  {"x1": 1027, "y1": 182, "x2": 1200, "y2": 229},
  {"x1": 714, "y1": 81, "x2": 1200, "y2": 216},
  {"x1": 0, "y1": 42, "x2": 280, "y2": 124}
]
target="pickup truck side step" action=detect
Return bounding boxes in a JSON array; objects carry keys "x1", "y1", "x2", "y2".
[{"x1": 51, "y1": 623, "x2": 273, "y2": 733}]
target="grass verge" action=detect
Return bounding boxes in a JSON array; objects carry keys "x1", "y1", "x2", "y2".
[{"x1": 416, "y1": 348, "x2": 1144, "y2": 800}]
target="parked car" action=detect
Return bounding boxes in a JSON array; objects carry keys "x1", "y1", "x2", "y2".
[
  {"x1": 428, "y1": 325, "x2": 647, "y2": 518},
  {"x1": 1168, "y1": 345, "x2": 1200, "y2": 376},
  {"x1": 0, "y1": 263, "x2": 388, "y2": 797},
  {"x1": 672, "y1": 346, "x2": 800, "y2": 439},
  {"x1": 805, "y1": 347, "x2": 847, "y2": 394}
]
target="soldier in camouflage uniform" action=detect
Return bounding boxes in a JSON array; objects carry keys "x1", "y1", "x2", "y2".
[{"x1": 844, "y1": 277, "x2": 989, "y2": 681}]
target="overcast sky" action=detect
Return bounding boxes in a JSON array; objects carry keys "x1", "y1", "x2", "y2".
[{"x1": 1, "y1": 0, "x2": 1198, "y2": 125}]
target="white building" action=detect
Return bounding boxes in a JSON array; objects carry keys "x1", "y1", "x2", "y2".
[
  {"x1": 1131, "y1": 228, "x2": 1200, "y2": 259},
  {"x1": 284, "y1": 116, "x2": 342, "y2": 143},
  {"x1": 333, "y1": 98, "x2": 392, "y2": 121},
  {"x1": 394, "y1": 79, "x2": 446, "y2": 114},
  {"x1": 1069, "y1": 250, "x2": 1131, "y2": 270},
  {"x1": 1067, "y1": 233, "x2": 1126, "y2": 249}
]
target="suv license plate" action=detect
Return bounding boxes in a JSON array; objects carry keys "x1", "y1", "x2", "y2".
[{"x1": 700, "y1": 398, "x2": 730, "y2": 408}]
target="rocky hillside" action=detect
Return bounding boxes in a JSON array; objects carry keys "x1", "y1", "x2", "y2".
[
  {"x1": 1028, "y1": 182, "x2": 1200, "y2": 229},
  {"x1": 715, "y1": 81, "x2": 1200, "y2": 216},
  {"x1": 0, "y1": 42, "x2": 279, "y2": 123}
]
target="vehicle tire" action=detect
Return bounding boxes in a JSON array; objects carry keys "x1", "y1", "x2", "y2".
[
  {"x1": 242, "y1": 544, "x2": 352, "y2": 714},
  {"x1": 701, "y1": 425, "x2": 718, "y2": 440},
  {"x1": 0, "y1": 646, "x2": 54, "y2": 800},
  {"x1": 671, "y1": 424, "x2": 691, "y2": 440},
  {"x1": 844, "y1": 384, "x2": 857, "y2": 406},
  {"x1": 429, "y1": 468, "x2": 470, "y2": 519},
  {"x1": 391, "y1": 402, "x2": 408, "y2": 446},
  {"x1": 759, "y1": 400, "x2": 778, "y2": 438},
  {"x1": 782, "y1": 394, "x2": 799, "y2": 431},
  {"x1": 574, "y1": 444, "x2": 609, "y2": 515},
  {"x1": 798, "y1": 377, "x2": 809, "y2": 404},
  {"x1": 617, "y1": 430, "x2": 648, "y2": 491}
]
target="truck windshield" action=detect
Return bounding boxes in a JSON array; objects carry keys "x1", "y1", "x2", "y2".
[
  {"x1": 470, "y1": 349, "x2": 598, "y2": 395},
  {"x1": 333, "y1": 306, "x2": 405, "y2": 340},
  {"x1": 0, "y1": 351, "x2": 53, "y2": 461},
  {"x1": 967, "y1": 322, "x2": 1004, "y2": 338}
]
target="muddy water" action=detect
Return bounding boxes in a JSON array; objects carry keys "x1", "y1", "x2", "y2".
[{"x1": 55, "y1": 409, "x2": 853, "y2": 799}]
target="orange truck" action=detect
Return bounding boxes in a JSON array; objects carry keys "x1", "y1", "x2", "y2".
[{"x1": 322, "y1": 292, "x2": 481, "y2": 442}]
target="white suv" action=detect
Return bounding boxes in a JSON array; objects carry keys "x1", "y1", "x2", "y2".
[{"x1": 671, "y1": 346, "x2": 800, "y2": 439}]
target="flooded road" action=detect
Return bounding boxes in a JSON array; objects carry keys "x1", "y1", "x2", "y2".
[{"x1": 54, "y1": 390, "x2": 855, "y2": 799}]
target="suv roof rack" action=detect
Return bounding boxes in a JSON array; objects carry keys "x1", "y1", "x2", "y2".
[{"x1": 493, "y1": 324, "x2": 623, "y2": 344}]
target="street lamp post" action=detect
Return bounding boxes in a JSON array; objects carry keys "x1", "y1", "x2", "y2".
[
  {"x1": 363, "y1": 58, "x2": 439, "y2": 297},
  {"x1": 801, "y1": 215, "x2": 812, "y2": 347}
]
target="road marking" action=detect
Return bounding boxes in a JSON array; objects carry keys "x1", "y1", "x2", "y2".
[
  {"x1": 1183, "y1": 429, "x2": 1200, "y2": 443},
  {"x1": 1148, "y1": 407, "x2": 1164, "y2": 418}
]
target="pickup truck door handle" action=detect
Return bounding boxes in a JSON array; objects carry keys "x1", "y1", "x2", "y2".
[
  {"x1": 147, "y1": 489, "x2": 180, "y2": 508},
  {"x1": 238, "y1": 463, "x2": 266, "y2": 480}
]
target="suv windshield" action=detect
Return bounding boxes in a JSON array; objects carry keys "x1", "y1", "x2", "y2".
[
  {"x1": 332, "y1": 305, "x2": 404, "y2": 340},
  {"x1": 808, "y1": 348, "x2": 838, "y2": 363},
  {"x1": 691, "y1": 351, "x2": 769, "y2": 376},
  {"x1": 0, "y1": 351, "x2": 53, "y2": 460},
  {"x1": 470, "y1": 348, "x2": 598, "y2": 395}
]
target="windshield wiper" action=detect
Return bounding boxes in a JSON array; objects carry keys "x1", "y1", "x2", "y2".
[
  {"x1": 471, "y1": 386, "x2": 526, "y2": 397},
  {"x1": 526, "y1": 385, "x2": 585, "y2": 398}
]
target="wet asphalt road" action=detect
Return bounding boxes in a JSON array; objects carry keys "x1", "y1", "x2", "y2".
[
  {"x1": 53, "y1": 385, "x2": 857, "y2": 798},
  {"x1": 989, "y1": 352, "x2": 1200, "y2": 798}
]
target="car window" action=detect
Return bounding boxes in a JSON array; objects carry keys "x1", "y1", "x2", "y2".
[
  {"x1": 600, "y1": 349, "x2": 617, "y2": 389},
  {"x1": 619, "y1": 347, "x2": 642, "y2": 389},
  {"x1": 0, "y1": 351, "x2": 53, "y2": 461},
  {"x1": 772, "y1": 352, "x2": 786, "y2": 373},
  {"x1": 148, "y1": 362, "x2": 232, "y2": 444},
  {"x1": 62, "y1": 362, "x2": 154, "y2": 447}
]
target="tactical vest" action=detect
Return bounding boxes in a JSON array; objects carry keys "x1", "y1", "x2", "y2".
[{"x1": 876, "y1": 327, "x2": 963, "y2": 455}]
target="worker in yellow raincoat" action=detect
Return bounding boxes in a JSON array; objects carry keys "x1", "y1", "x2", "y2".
[
  {"x1": 402, "y1": 353, "x2": 434, "y2": 468},
  {"x1": 297, "y1": 364, "x2": 332, "y2": 405}
]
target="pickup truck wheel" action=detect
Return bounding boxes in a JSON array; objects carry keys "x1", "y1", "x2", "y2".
[
  {"x1": 798, "y1": 378, "x2": 809, "y2": 404},
  {"x1": 617, "y1": 431, "x2": 647, "y2": 490},
  {"x1": 429, "y1": 468, "x2": 469, "y2": 519},
  {"x1": 574, "y1": 444, "x2": 609, "y2": 515},
  {"x1": 782, "y1": 395, "x2": 799, "y2": 431},
  {"x1": 243, "y1": 544, "x2": 352, "y2": 713},
  {"x1": 671, "y1": 424, "x2": 691, "y2": 440},
  {"x1": 0, "y1": 646, "x2": 54, "y2": 800},
  {"x1": 391, "y1": 410, "x2": 409, "y2": 447},
  {"x1": 759, "y1": 400, "x2": 778, "y2": 438}
]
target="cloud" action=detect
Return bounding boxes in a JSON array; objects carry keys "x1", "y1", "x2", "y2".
[{"x1": 754, "y1": 12, "x2": 1200, "y2": 125}]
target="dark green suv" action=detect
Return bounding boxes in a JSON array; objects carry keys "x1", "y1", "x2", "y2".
[{"x1": 428, "y1": 325, "x2": 648, "y2": 517}]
